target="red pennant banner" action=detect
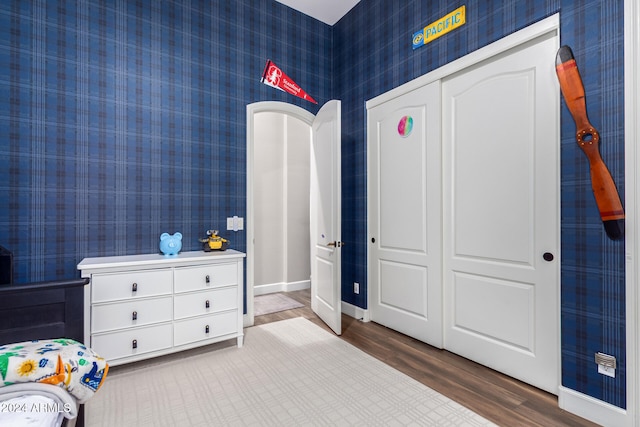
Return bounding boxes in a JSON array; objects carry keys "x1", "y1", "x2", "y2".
[{"x1": 261, "y1": 60, "x2": 318, "y2": 104}]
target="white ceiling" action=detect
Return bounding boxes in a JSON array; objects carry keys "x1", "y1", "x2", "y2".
[{"x1": 274, "y1": 0, "x2": 361, "y2": 26}]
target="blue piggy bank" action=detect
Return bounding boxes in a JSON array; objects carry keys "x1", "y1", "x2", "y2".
[{"x1": 159, "y1": 232, "x2": 182, "y2": 256}]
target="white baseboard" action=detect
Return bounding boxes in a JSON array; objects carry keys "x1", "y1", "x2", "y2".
[
  {"x1": 254, "y1": 280, "x2": 310, "y2": 296},
  {"x1": 558, "y1": 386, "x2": 628, "y2": 427},
  {"x1": 341, "y1": 300, "x2": 370, "y2": 322}
]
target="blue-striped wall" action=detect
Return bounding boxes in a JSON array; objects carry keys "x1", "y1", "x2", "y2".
[
  {"x1": 0, "y1": 0, "x2": 627, "y2": 410},
  {"x1": 0, "y1": 0, "x2": 331, "y2": 279}
]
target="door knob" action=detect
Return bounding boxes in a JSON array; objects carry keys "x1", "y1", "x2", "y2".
[{"x1": 543, "y1": 252, "x2": 554, "y2": 262}]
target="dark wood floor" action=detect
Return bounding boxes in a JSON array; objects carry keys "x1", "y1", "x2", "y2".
[{"x1": 253, "y1": 289, "x2": 598, "y2": 427}]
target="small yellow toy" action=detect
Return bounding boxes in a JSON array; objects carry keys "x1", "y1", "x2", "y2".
[{"x1": 199, "y1": 230, "x2": 229, "y2": 251}]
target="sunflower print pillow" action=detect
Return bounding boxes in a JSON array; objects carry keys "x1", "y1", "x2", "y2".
[{"x1": 0, "y1": 338, "x2": 109, "y2": 403}]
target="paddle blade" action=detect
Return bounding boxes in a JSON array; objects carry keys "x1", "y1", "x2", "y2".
[{"x1": 555, "y1": 46, "x2": 589, "y2": 129}]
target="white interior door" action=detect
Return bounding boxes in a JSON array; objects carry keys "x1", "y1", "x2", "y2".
[
  {"x1": 310, "y1": 100, "x2": 342, "y2": 335},
  {"x1": 442, "y1": 33, "x2": 559, "y2": 393},
  {"x1": 368, "y1": 82, "x2": 442, "y2": 347}
]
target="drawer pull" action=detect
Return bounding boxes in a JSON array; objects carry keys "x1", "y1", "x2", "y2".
[
  {"x1": 132, "y1": 339, "x2": 138, "y2": 349},
  {"x1": 132, "y1": 282, "x2": 138, "y2": 292},
  {"x1": 132, "y1": 311, "x2": 137, "y2": 321},
  {"x1": 205, "y1": 300, "x2": 210, "y2": 309},
  {"x1": 205, "y1": 275, "x2": 210, "y2": 284},
  {"x1": 205, "y1": 325, "x2": 210, "y2": 334}
]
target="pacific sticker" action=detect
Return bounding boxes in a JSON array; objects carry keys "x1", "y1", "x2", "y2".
[{"x1": 412, "y1": 5, "x2": 466, "y2": 50}]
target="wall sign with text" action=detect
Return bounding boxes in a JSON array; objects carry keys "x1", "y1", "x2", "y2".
[{"x1": 412, "y1": 6, "x2": 466, "y2": 50}]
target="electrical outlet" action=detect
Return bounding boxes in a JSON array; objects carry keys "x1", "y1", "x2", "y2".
[
  {"x1": 595, "y1": 352, "x2": 616, "y2": 378},
  {"x1": 354, "y1": 282, "x2": 360, "y2": 294},
  {"x1": 598, "y1": 365, "x2": 615, "y2": 378}
]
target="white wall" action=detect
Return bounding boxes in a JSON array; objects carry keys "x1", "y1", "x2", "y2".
[
  {"x1": 285, "y1": 116, "x2": 311, "y2": 282},
  {"x1": 254, "y1": 112, "x2": 284, "y2": 287},
  {"x1": 253, "y1": 112, "x2": 310, "y2": 293}
]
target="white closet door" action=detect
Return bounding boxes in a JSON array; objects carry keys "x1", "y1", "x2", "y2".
[
  {"x1": 368, "y1": 82, "x2": 442, "y2": 347},
  {"x1": 442, "y1": 33, "x2": 559, "y2": 394}
]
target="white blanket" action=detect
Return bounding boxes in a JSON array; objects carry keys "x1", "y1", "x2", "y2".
[{"x1": 0, "y1": 382, "x2": 79, "y2": 427}]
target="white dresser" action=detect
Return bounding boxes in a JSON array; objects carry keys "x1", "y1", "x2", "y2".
[{"x1": 78, "y1": 250, "x2": 245, "y2": 366}]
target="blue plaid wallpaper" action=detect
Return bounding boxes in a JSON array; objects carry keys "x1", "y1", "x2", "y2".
[
  {"x1": 0, "y1": 0, "x2": 627, "y2": 410},
  {"x1": 334, "y1": 0, "x2": 626, "y2": 410},
  {"x1": 0, "y1": 0, "x2": 331, "y2": 280}
]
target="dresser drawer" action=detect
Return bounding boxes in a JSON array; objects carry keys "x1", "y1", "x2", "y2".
[
  {"x1": 92, "y1": 323, "x2": 173, "y2": 361},
  {"x1": 174, "y1": 263, "x2": 237, "y2": 293},
  {"x1": 92, "y1": 296, "x2": 173, "y2": 333},
  {"x1": 173, "y1": 287, "x2": 237, "y2": 320},
  {"x1": 173, "y1": 311, "x2": 238, "y2": 347},
  {"x1": 92, "y1": 269, "x2": 172, "y2": 303}
]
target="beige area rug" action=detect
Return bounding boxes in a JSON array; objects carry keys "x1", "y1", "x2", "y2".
[
  {"x1": 86, "y1": 317, "x2": 497, "y2": 426},
  {"x1": 253, "y1": 292, "x2": 304, "y2": 316}
]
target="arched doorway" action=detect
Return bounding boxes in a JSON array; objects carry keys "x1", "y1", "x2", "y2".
[{"x1": 245, "y1": 102, "x2": 315, "y2": 326}]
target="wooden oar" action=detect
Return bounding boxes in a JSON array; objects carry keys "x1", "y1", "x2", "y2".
[{"x1": 555, "y1": 45, "x2": 624, "y2": 240}]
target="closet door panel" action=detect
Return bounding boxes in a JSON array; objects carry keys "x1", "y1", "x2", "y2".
[
  {"x1": 442, "y1": 33, "x2": 559, "y2": 394},
  {"x1": 368, "y1": 81, "x2": 442, "y2": 347}
]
